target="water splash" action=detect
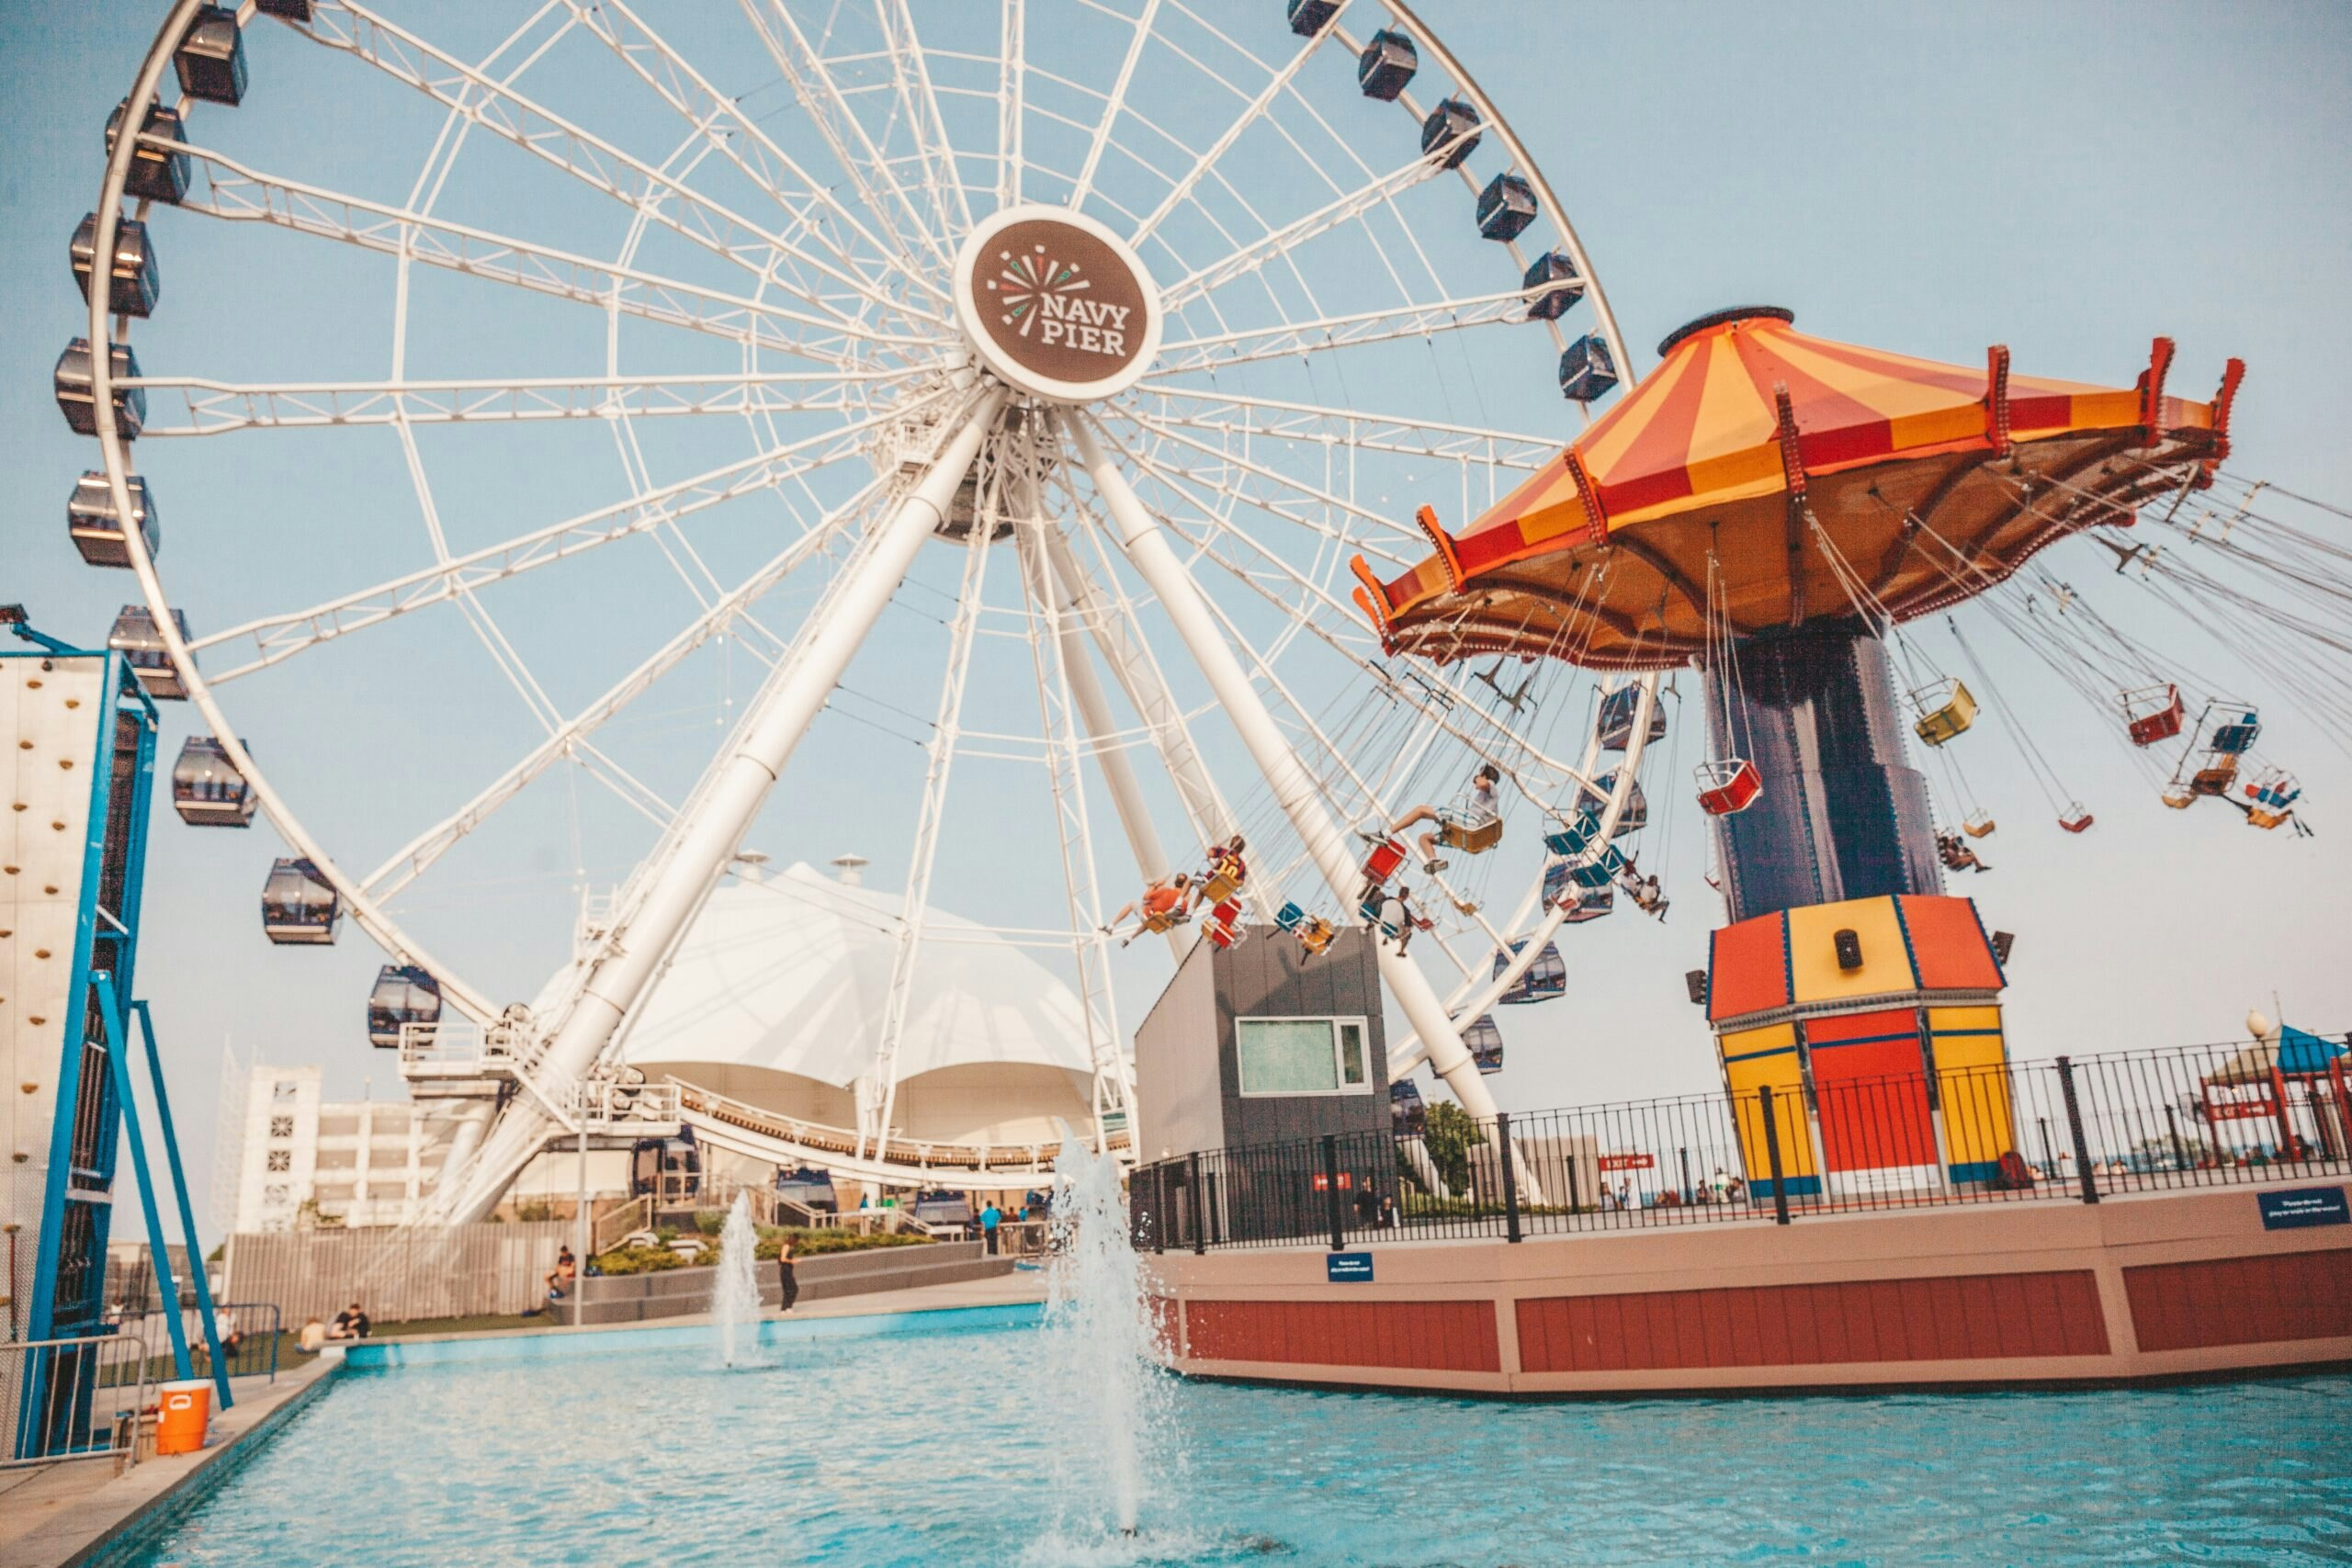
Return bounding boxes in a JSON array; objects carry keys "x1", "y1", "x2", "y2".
[
  {"x1": 1039, "y1": 1131, "x2": 1173, "y2": 1545},
  {"x1": 713, "y1": 1191, "x2": 764, "y2": 1369}
]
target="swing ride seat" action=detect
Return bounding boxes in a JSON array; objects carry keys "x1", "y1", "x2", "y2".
[
  {"x1": 1437, "y1": 803, "x2": 1503, "y2": 854},
  {"x1": 2207, "y1": 704, "x2": 2261, "y2": 755},
  {"x1": 1543, "y1": 812, "x2": 1629, "y2": 889},
  {"x1": 1360, "y1": 835, "x2": 1409, "y2": 886},
  {"x1": 1695, "y1": 758, "x2": 1762, "y2": 817},
  {"x1": 1200, "y1": 865, "x2": 1246, "y2": 905},
  {"x1": 1139, "y1": 904, "x2": 1192, "y2": 935},
  {"x1": 1297, "y1": 917, "x2": 1337, "y2": 955},
  {"x1": 2189, "y1": 759, "x2": 2239, "y2": 797},
  {"x1": 1275, "y1": 900, "x2": 1306, "y2": 931},
  {"x1": 1206, "y1": 913, "x2": 1247, "y2": 950},
  {"x1": 2247, "y1": 807, "x2": 2295, "y2": 831},
  {"x1": 1910, "y1": 678, "x2": 1977, "y2": 748},
  {"x1": 1962, "y1": 811, "x2": 1996, "y2": 839},
  {"x1": 2124, "y1": 683, "x2": 2185, "y2": 747},
  {"x1": 2058, "y1": 805, "x2": 2096, "y2": 834},
  {"x1": 2245, "y1": 767, "x2": 2301, "y2": 809},
  {"x1": 2161, "y1": 785, "x2": 2196, "y2": 810},
  {"x1": 1358, "y1": 894, "x2": 1400, "y2": 937}
]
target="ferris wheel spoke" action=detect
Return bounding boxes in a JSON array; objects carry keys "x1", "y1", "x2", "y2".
[
  {"x1": 1111, "y1": 404, "x2": 1437, "y2": 555},
  {"x1": 873, "y1": 0, "x2": 976, "y2": 244},
  {"x1": 1097, "y1": 417, "x2": 1590, "y2": 791},
  {"x1": 997, "y1": 0, "x2": 1027, "y2": 208},
  {"x1": 560, "y1": 0, "x2": 950, "y2": 316},
  {"x1": 1159, "y1": 149, "x2": 1459, "y2": 313},
  {"x1": 737, "y1": 0, "x2": 959, "y2": 278},
  {"x1": 171, "y1": 142, "x2": 922, "y2": 369},
  {"x1": 1127, "y1": 1, "x2": 1344, "y2": 251},
  {"x1": 363, "y1": 479, "x2": 880, "y2": 905},
  {"x1": 1148, "y1": 284, "x2": 1548, "y2": 376},
  {"x1": 189, "y1": 392, "x2": 935, "y2": 682},
  {"x1": 1068, "y1": 0, "x2": 1158, "y2": 212},
  {"x1": 297, "y1": 1, "x2": 917, "y2": 336},
  {"x1": 1130, "y1": 385, "x2": 1558, "y2": 470},
  {"x1": 119, "y1": 368, "x2": 933, "y2": 437}
]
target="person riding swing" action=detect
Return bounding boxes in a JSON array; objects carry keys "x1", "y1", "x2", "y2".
[
  {"x1": 1106, "y1": 872, "x2": 1192, "y2": 945},
  {"x1": 1374, "y1": 762, "x2": 1502, "y2": 875}
]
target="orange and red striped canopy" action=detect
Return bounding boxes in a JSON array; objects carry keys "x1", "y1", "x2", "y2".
[{"x1": 1357, "y1": 309, "x2": 2240, "y2": 671}]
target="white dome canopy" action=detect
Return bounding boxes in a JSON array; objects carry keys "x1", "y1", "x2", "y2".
[{"x1": 619, "y1": 861, "x2": 1102, "y2": 1089}]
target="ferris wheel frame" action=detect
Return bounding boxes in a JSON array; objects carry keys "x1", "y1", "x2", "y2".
[{"x1": 81, "y1": 0, "x2": 1658, "y2": 1207}]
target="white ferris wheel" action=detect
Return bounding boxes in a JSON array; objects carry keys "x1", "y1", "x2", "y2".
[{"x1": 71, "y1": 0, "x2": 1662, "y2": 1216}]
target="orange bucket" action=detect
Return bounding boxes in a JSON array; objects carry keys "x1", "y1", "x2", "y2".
[{"x1": 155, "y1": 1379, "x2": 212, "y2": 1456}]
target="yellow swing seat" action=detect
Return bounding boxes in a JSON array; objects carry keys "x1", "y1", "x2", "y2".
[
  {"x1": 1911, "y1": 679, "x2": 1977, "y2": 748},
  {"x1": 1437, "y1": 803, "x2": 1503, "y2": 854}
]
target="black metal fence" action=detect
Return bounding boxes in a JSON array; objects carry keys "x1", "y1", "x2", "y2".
[
  {"x1": 1130, "y1": 1038, "x2": 2352, "y2": 1253},
  {"x1": 111, "y1": 1302, "x2": 283, "y2": 1384}
]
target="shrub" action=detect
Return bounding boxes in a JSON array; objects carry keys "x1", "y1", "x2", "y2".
[
  {"x1": 752, "y1": 1228, "x2": 933, "y2": 1261},
  {"x1": 592, "y1": 1244, "x2": 691, "y2": 1276},
  {"x1": 516, "y1": 1201, "x2": 557, "y2": 1223},
  {"x1": 1421, "y1": 1102, "x2": 1487, "y2": 1192},
  {"x1": 693, "y1": 1209, "x2": 728, "y2": 1236}
]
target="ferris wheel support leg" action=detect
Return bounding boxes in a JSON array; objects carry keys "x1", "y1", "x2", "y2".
[
  {"x1": 1022, "y1": 526, "x2": 1183, "y2": 964},
  {"x1": 438, "y1": 387, "x2": 1008, "y2": 1225},
  {"x1": 1067, "y1": 416, "x2": 1534, "y2": 1189}
]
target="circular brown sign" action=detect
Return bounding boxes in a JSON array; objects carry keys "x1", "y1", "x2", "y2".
[{"x1": 956, "y1": 209, "x2": 1159, "y2": 402}]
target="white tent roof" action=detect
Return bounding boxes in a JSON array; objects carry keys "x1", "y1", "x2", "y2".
[{"x1": 619, "y1": 862, "x2": 1099, "y2": 1087}]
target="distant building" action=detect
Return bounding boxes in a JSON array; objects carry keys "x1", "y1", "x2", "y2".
[{"x1": 218, "y1": 1060, "x2": 460, "y2": 1231}]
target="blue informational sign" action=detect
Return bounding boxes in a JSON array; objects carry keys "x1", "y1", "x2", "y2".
[
  {"x1": 1326, "y1": 1251, "x2": 1374, "y2": 1282},
  {"x1": 2257, "y1": 1187, "x2": 2349, "y2": 1231}
]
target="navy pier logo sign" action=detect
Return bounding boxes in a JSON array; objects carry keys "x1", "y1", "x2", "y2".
[{"x1": 2257, "y1": 1187, "x2": 2349, "y2": 1230}]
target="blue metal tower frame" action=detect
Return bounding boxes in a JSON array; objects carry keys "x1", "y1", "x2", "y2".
[{"x1": 7, "y1": 612, "x2": 229, "y2": 1461}]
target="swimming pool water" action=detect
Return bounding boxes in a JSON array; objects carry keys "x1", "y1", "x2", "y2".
[{"x1": 126, "y1": 1320, "x2": 2349, "y2": 1567}]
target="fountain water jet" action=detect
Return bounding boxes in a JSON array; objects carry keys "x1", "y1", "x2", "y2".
[
  {"x1": 713, "y1": 1191, "x2": 764, "y2": 1368},
  {"x1": 1043, "y1": 1132, "x2": 1171, "y2": 1543}
]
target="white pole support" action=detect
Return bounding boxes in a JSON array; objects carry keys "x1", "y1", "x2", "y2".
[
  {"x1": 440, "y1": 386, "x2": 1008, "y2": 1223},
  {"x1": 1064, "y1": 414, "x2": 1515, "y2": 1138}
]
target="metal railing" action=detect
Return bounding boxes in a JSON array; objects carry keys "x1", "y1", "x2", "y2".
[
  {"x1": 1132, "y1": 1038, "x2": 2352, "y2": 1253},
  {"x1": 112, "y1": 1303, "x2": 281, "y2": 1385},
  {"x1": 2, "y1": 1329, "x2": 161, "y2": 1468}
]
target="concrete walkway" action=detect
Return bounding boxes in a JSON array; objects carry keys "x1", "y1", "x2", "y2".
[
  {"x1": 0, "y1": 1269, "x2": 1049, "y2": 1567},
  {"x1": 0, "y1": 1359, "x2": 336, "y2": 1568}
]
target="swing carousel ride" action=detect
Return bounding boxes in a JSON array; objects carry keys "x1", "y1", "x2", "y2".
[{"x1": 56, "y1": 1, "x2": 2350, "y2": 1218}]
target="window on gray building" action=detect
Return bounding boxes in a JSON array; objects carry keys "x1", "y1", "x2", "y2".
[{"x1": 1237, "y1": 1017, "x2": 1372, "y2": 1096}]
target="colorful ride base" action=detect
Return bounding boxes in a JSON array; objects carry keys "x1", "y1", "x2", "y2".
[{"x1": 1708, "y1": 893, "x2": 2010, "y2": 1195}]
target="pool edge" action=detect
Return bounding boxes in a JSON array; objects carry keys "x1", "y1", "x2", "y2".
[{"x1": 345, "y1": 1299, "x2": 1046, "y2": 1368}]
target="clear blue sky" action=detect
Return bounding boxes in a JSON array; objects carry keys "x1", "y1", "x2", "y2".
[{"x1": 5, "y1": 3, "x2": 2349, "y2": 1242}]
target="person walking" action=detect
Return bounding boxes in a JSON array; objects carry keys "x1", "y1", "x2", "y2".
[
  {"x1": 775, "y1": 1236, "x2": 800, "y2": 1314},
  {"x1": 979, "y1": 1199, "x2": 1002, "y2": 1256}
]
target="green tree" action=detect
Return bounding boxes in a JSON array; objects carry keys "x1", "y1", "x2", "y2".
[{"x1": 1421, "y1": 1102, "x2": 1487, "y2": 1192}]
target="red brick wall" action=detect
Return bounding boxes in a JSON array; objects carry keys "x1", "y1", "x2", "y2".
[
  {"x1": 1516, "y1": 1270, "x2": 2109, "y2": 1373},
  {"x1": 1184, "y1": 1299, "x2": 1500, "y2": 1373},
  {"x1": 2124, "y1": 1249, "x2": 2352, "y2": 1352}
]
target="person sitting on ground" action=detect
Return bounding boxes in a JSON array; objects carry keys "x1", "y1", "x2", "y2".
[
  {"x1": 213, "y1": 1306, "x2": 243, "y2": 1361},
  {"x1": 1372, "y1": 763, "x2": 1501, "y2": 875},
  {"x1": 546, "y1": 1245, "x2": 578, "y2": 1302},
  {"x1": 326, "y1": 1301, "x2": 371, "y2": 1341},
  {"x1": 1105, "y1": 873, "x2": 1191, "y2": 944},
  {"x1": 297, "y1": 1316, "x2": 327, "y2": 1355}
]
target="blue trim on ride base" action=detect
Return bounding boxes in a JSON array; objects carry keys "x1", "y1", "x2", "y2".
[
  {"x1": 1746, "y1": 1175, "x2": 1822, "y2": 1199},
  {"x1": 344, "y1": 1302, "x2": 1046, "y2": 1370},
  {"x1": 1890, "y1": 893, "x2": 1922, "y2": 987},
  {"x1": 1948, "y1": 1160, "x2": 2002, "y2": 1185}
]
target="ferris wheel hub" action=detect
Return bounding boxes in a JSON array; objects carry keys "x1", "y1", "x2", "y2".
[{"x1": 953, "y1": 204, "x2": 1161, "y2": 405}]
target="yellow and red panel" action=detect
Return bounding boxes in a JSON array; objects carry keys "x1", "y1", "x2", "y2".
[
  {"x1": 1804, "y1": 1008, "x2": 1937, "y2": 1180},
  {"x1": 1929, "y1": 1004, "x2": 2015, "y2": 1181},
  {"x1": 1720, "y1": 1021, "x2": 1817, "y2": 1198}
]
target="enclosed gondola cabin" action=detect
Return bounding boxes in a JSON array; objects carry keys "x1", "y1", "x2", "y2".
[
  {"x1": 54, "y1": 339, "x2": 146, "y2": 439},
  {"x1": 173, "y1": 6, "x2": 248, "y2": 105},
  {"x1": 1285, "y1": 0, "x2": 1338, "y2": 35},
  {"x1": 1493, "y1": 939, "x2": 1566, "y2": 1004},
  {"x1": 1522, "y1": 251, "x2": 1585, "y2": 321},
  {"x1": 1355, "y1": 29, "x2": 1417, "y2": 100},
  {"x1": 1576, "y1": 769, "x2": 1647, "y2": 835},
  {"x1": 71, "y1": 213, "x2": 161, "y2": 319},
  {"x1": 1557, "y1": 333, "x2": 1619, "y2": 402},
  {"x1": 170, "y1": 736, "x2": 255, "y2": 826},
  {"x1": 104, "y1": 97, "x2": 191, "y2": 206},
  {"x1": 775, "y1": 1167, "x2": 839, "y2": 1215},
  {"x1": 366, "y1": 964, "x2": 441, "y2": 1049},
  {"x1": 1419, "y1": 97, "x2": 1480, "y2": 168},
  {"x1": 1476, "y1": 174, "x2": 1537, "y2": 242},
  {"x1": 1462, "y1": 1014, "x2": 1504, "y2": 1075},
  {"x1": 1389, "y1": 1078, "x2": 1427, "y2": 1137},
  {"x1": 1596, "y1": 686, "x2": 1667, "y2": 750},
  {"x1": 1545, "y1": 867, "x2": 1613, "y2": 922},
  {"x1": 107, "y1": 604, "x2": 191, "y2": 700},
  {"x1": 68, "y1": 472, "x2": 161, "y2": 569},
  {"x1": 261, "y1": 856, "x2": 340, "y2": 945}
]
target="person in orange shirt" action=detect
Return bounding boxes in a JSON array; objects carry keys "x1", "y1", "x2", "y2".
[{"x1": 1105, "y1": 873, "x2": 1191, "y2": 945}]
